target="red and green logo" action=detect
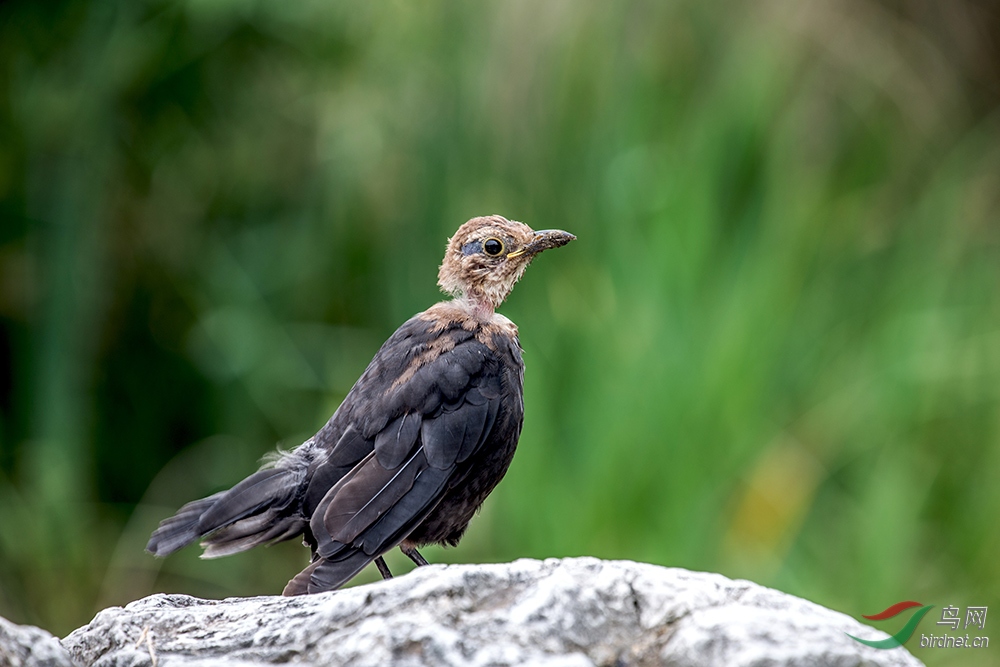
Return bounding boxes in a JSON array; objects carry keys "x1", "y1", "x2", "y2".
[{"x1": 847, "y1": 601, "x2": 935, "y2": 649}]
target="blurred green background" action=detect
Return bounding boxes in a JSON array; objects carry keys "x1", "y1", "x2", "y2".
[{"x1": 1, "y1": 1, "x2": 998, "y2": 664}]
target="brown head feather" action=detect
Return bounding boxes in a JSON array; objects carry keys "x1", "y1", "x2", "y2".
[{"x1": 437, "y1": 215, "x2": 575, "y2": 315}]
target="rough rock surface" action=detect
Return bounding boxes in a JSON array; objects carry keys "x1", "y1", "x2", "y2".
[
  {"x1": 0, "y1": 614, "x2": 75, "y2": 667},
  {"x1": 59, "y1": 558, "x2": 922, "y2": 667}
]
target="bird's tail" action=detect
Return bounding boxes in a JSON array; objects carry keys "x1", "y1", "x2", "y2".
[{"x1": 146, "y1": 467, "x2": 308, "y2": 559}]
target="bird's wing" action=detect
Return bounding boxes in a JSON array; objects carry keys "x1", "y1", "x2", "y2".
[
  {"x1": 286, "y1": 318, "x2": 509, "y2": 594},
  {"x1": 300, "y1": 314, "x2": 501, "y2": 514}
]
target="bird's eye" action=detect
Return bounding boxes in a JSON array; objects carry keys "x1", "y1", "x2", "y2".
[{"x1": 483, "y1": 238, "x2": 505, "y2": 256}]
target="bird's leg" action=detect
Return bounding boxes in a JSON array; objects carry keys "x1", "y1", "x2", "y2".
[
  {"x1": 400, "y1": 544, "x2": 429, "y2": 567},
  {"x1": 374, "y1": 556, "x2": 393, "y2": 579}
]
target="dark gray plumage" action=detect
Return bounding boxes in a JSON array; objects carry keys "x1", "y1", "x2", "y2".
[{"x1": 146, "y1": 215, "x2": 574, "y2": 595}]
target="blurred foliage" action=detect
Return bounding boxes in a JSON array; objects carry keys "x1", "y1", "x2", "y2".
[{"x1": 1, "y1": 1, "x2": 999, "y2": 664}]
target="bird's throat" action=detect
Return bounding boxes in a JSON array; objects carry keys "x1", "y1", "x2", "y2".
[{"x1": 456, "y1": 293, "x2": 496, "y2": 321}]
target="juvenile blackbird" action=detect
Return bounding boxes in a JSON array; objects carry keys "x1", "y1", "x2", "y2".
[{"x1": 146, "y1": 215, "x2": 575, "y2": 595}]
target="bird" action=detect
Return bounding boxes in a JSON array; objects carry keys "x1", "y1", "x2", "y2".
[{"x1": 146, "y1": 215, "x2": 575, "y2": 595}]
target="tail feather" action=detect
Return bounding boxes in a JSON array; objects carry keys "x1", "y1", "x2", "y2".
[
  {"x1": 195, "y1": 468, "x2": 298, "y2": 532},
  {"x1": 200, "y1": 513, "x2": 307, "y2": 559},
  {"x1": 146, "y1": 468, "x2": 306, "y2": 558},
  {"x1": 146, "y1": 492, "x2": 225, "y2": 557}
]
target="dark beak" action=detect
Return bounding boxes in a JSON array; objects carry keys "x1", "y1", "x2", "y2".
[{"x1": 508, "y1": 229, "x2": 576, "y2": 258}]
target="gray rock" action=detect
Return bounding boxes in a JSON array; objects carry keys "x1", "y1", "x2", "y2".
[
  {"x1": 62, "y1": 557, "x2": 923, "y2": 667},
  {"x1": 0, "y1": 614, "x2": 75, "y2": 667}
]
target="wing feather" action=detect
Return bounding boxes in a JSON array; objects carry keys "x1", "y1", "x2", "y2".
[
  {"x1": 373, "y1": 412, "x2": 422, "y2": 469},
  {"x1": 322, "y1": 449, "x2": 424, "y2": 547},
  {"x1": 353, "y1": 465, "x2": 454, "y2": 555},
  {"x1": 422, "y1": 400, "x2": 488, "y2": 469}
]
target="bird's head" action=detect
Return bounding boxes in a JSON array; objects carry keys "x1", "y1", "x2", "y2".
[{"x1": 438, "y1": 215, "x2": 575, "y2": 315}]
